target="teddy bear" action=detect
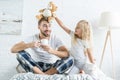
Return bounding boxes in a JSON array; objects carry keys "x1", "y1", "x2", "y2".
[{"x1": 36, "y1": 2, "x2": 57, "y2": 23}]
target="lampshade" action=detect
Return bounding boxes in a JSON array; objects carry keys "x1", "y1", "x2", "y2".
[{"x1": 99, "y1": 12, "x2": 120, "y2": 29}]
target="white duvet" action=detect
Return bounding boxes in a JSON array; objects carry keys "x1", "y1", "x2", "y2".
[
  {"x1": 84, "y1": 63, "x2": 113, "y2": 80},
  {"x1": 10, "y1": 63, "x2": 113, "y2": 80}
]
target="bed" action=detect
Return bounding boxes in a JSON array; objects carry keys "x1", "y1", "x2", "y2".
[
  {"x1": 10, "y1": 72, "x2": 94, "y2": 80},
  {"x1": 10, "y1": 63, "x2": 113, "y2": 80}
]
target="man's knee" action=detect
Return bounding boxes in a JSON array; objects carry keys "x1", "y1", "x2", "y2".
[
  {"x1": 16, "y1": 50, "x2": 35, "y2": 72},
  {"x1": 17, "y1": 50, "x2": 31, "y2": 59}
]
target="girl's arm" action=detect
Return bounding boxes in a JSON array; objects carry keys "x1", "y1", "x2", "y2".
[
  {"x1": 87, "y1": 48, "x2": 95, "y2": 64},
  {"x1": 54, "y1": 16, "x2": 71, "y2": 34}
]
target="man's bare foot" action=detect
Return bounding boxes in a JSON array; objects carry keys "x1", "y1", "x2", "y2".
[
  {"x1": 33, "y1": 66, "x2": 46, "y2": 75},
  {"x1": 45, "y1": 67, "x2": 57, "y2": 75}
]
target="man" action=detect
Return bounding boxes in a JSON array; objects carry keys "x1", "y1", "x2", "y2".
[{"x1": 11, "y1": 18, "x2": 73, "y2": 75}]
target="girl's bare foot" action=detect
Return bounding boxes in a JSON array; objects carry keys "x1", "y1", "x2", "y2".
[{"x1": 80, "y1": 70, "x2": 85, "y2": 74}]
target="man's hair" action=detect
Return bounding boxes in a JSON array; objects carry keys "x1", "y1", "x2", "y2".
[{"x1": 38, "y1": 18, "x2": 49, "y2": 25}]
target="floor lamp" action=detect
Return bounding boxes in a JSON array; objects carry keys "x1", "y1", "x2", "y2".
[{"x1": 99, "y1": 12, "x2": 120, "y2": 79}]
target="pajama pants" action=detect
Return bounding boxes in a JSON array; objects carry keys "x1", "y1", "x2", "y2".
[{"x1": 16, "y1": 50, "x2": 74, "y2": 74}]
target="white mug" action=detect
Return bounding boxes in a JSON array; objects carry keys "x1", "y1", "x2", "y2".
[{"x1": 41, "y1": 39, "x2": 49, "y2": 45}]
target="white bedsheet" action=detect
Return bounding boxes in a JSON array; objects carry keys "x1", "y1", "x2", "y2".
[
  {"x1": 10, "y1": 73, "x2": 93, "y2": 80},
  {"x1": 10, "y1": 63, "x2": 113, "y2": 80}
]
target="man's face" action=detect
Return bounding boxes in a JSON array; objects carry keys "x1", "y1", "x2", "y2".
[{"x1": 38, "y1": 21, "x2": 51, "y2": 37}]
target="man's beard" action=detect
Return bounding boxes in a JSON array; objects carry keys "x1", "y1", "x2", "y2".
[{"x1": 41, "y1": 30, "x2": 50, "y2": 37}]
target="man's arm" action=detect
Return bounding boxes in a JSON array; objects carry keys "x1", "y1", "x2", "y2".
[
  {"x1": 51, "y1": 46, "x2": 69, "y2": 58},
  {"x1": 11, "y1": 41, "x2": 41, "y2": 53},
  {"x1": 11, "y1": 41, "x2": 34, "y2": 53},
  {"x1": 41, "y1": 45, "x2": 69, "y2": 58}
]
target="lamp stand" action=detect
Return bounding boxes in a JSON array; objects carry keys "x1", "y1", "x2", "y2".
[{"x1": 99, "y1": 29, "x2": 115, "y2": 79}]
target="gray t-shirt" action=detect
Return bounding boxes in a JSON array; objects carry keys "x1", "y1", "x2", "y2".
[
  {"x1": 23, "y1": 33, "x2": 64, "y2": 64},
  {"x1": 69, "y1": 31, "x2": 89, "y2": 69}
]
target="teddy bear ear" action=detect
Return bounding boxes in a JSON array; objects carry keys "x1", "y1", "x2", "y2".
[
  {"x1": 49, "y1": 1, "x2": 53, "y2": 6},
  {"x1": 39, "y1": 9, "x2": 45, "y2": 13},
  {"x1": 51, "y1": 6, "x2": 57, "y2": 12},
  {"x1": 50, "y1": 2, "x2": 57, "y2": 12},
  {"x1": 49, "y1": 1, "x2": 53, "y2": 4},
  {"x1": 36, "y1": 14, "x2": 43, "y2": 20}
]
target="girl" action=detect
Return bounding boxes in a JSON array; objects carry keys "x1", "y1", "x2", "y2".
[{"x1": 54, "y1": 15, "x2": 95, "y2": 74}]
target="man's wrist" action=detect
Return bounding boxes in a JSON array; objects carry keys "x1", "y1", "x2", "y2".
[
  {"x1": 49, "y1": 49, "x2": 55, "y2": 54},
  {"x1": 27, "y1": 42, "x2": 34, "y2": 48}
]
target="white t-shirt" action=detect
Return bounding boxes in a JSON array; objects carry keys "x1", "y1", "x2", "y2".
[
  {"x1": 69, "y1": 31, "x2": 89, "y2": 69},
  {"x1": 23, "y1": 33, "x2": 64, "y2": 64}
]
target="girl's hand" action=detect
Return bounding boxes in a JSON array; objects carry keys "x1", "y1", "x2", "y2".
[
  {"x1": 93, "y1": 58, "x2": 96, "y2": 64},
  {"x1": 80, "y1": 70, "x2": 85, "y2": 74},
  {"x1": 52, "y1": 13, "x2": 57, "y2": 18}
]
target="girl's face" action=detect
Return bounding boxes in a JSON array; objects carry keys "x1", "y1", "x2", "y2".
[{"x1": 74, "y1": 25, "x2": 82, "y2": 38}]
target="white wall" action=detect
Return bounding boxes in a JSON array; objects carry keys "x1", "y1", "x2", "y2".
[{"x1": 0, "y1": 0, "x2": 120, "y2": 80}]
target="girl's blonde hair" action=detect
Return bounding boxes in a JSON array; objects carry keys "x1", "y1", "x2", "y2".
[{"x1": 72, "y1": 20, "x2": 92, "y2": 44}]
